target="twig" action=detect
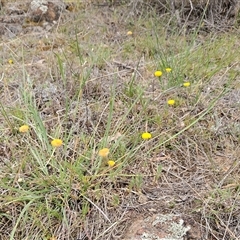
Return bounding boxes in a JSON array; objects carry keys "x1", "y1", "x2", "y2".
[{"x1": 82, "y1": 195, "x2": 111, "y2": 223}]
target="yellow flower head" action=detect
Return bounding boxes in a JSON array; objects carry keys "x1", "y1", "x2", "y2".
[
  {"x1": 165, "y1": 68, "x2": 172, "y2": 73},
  {"x1": 141, "y1": 132, "x2": 152, "y2": 140},
  {"x1": 183, "y1": 82, "x2": 191, "y2": 87},
  {"x1": 167, "y1": 99, "x2": 175, "y2": 106},
  {"x1": 154, "y1": 71, "x2": 162, "y2": 77},
  {"x1": 98, "y1": 148, "x2": 110, "y2": 157},
  {"x1": 107, "y1": 160, "x2": 115, "y2": 167},
  {"x1": 51, "y1": 139, "x2": 63, "y2": 147},
  {"x1": 8, "y1": 59, "x2": 13, "y2": 64},
  {"x1": 19, "y1": 125, "x2": 29, "y2": 133},
  {"x1": 127, "y1": 31, "x2": 133, "y2": 35}
]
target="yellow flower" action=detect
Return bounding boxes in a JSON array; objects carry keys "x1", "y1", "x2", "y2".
[
  {"x1": 127, "y1": 31, "x2": 133, "y2": 35},
  {"x1": 19, "y1": 125, "x2": 29, "y2": 133},
  {"x1": 8, "y1": 59, "x2": 13, "y2": 64},
  {"x1": 183, "y1": 82, "x2": 191, "y2": 87},
  {"x1": 165, "y1": 68, "x2": 172, "y2": 73},
  {"x1": 51, "y1": 139, "x2": 63, "y2": 147},
  {"x1": 141, "y1": 132, "x2": 152, "y2": 140},
  {"x1": 154, "y1": 71, "x2": 162, "y2": 77},
  {"x1": 107, "y1": 160, "x2": 115, "y2": 167},
  {"x1": 98, "y1": 148, "x2": 110, "y2": 157},
  {"x1": 167, "y1": 99, "x2": 175, "y2": 106}
]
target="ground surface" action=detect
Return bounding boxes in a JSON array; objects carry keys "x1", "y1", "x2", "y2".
[{"x1": 0, "y1": 1, "x2": 240, "y2": 240}]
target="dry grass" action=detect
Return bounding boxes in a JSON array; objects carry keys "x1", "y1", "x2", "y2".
[
  {"x1": 132, "y1": 0, "x2": 240, "y2": 33},
  {"x1": 0, "y1": 1, "x2": 240, "y2": 240}
]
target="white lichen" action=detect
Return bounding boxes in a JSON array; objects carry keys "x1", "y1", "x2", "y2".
[
  {"x1": 141, "y1": 214, "x2": 191, "y2": 240},
  {"x1": 168, "y1": 219, "x2": 191, "y2": 239},
  {"x1": 30, "y1": 0, "x2": 48, "y2": 13},
  {"x1": 141, "y1": 232, "x2": 161, "y2": 240},
  {"x1": 152, "y1": 214, "x2": 174, "y2": 226}
]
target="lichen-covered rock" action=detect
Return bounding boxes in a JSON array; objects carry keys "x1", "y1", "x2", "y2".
[
  {"x1": 29, "y1": 0, "x2": 66, "y2": 23},
  {"x1": 0, "y1": 0, "x2": 73, "y2": 39},
  {"x1": 123, "y1": 214, "x2": 194, "y2": 240}
]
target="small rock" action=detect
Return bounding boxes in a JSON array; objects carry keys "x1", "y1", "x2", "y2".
[
  {"x1": 124, "y1": 214, "x2": 194, "y2": 240},
  {"x1": 29, "y1": 0, "x2": 66, "y2": 23}
]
